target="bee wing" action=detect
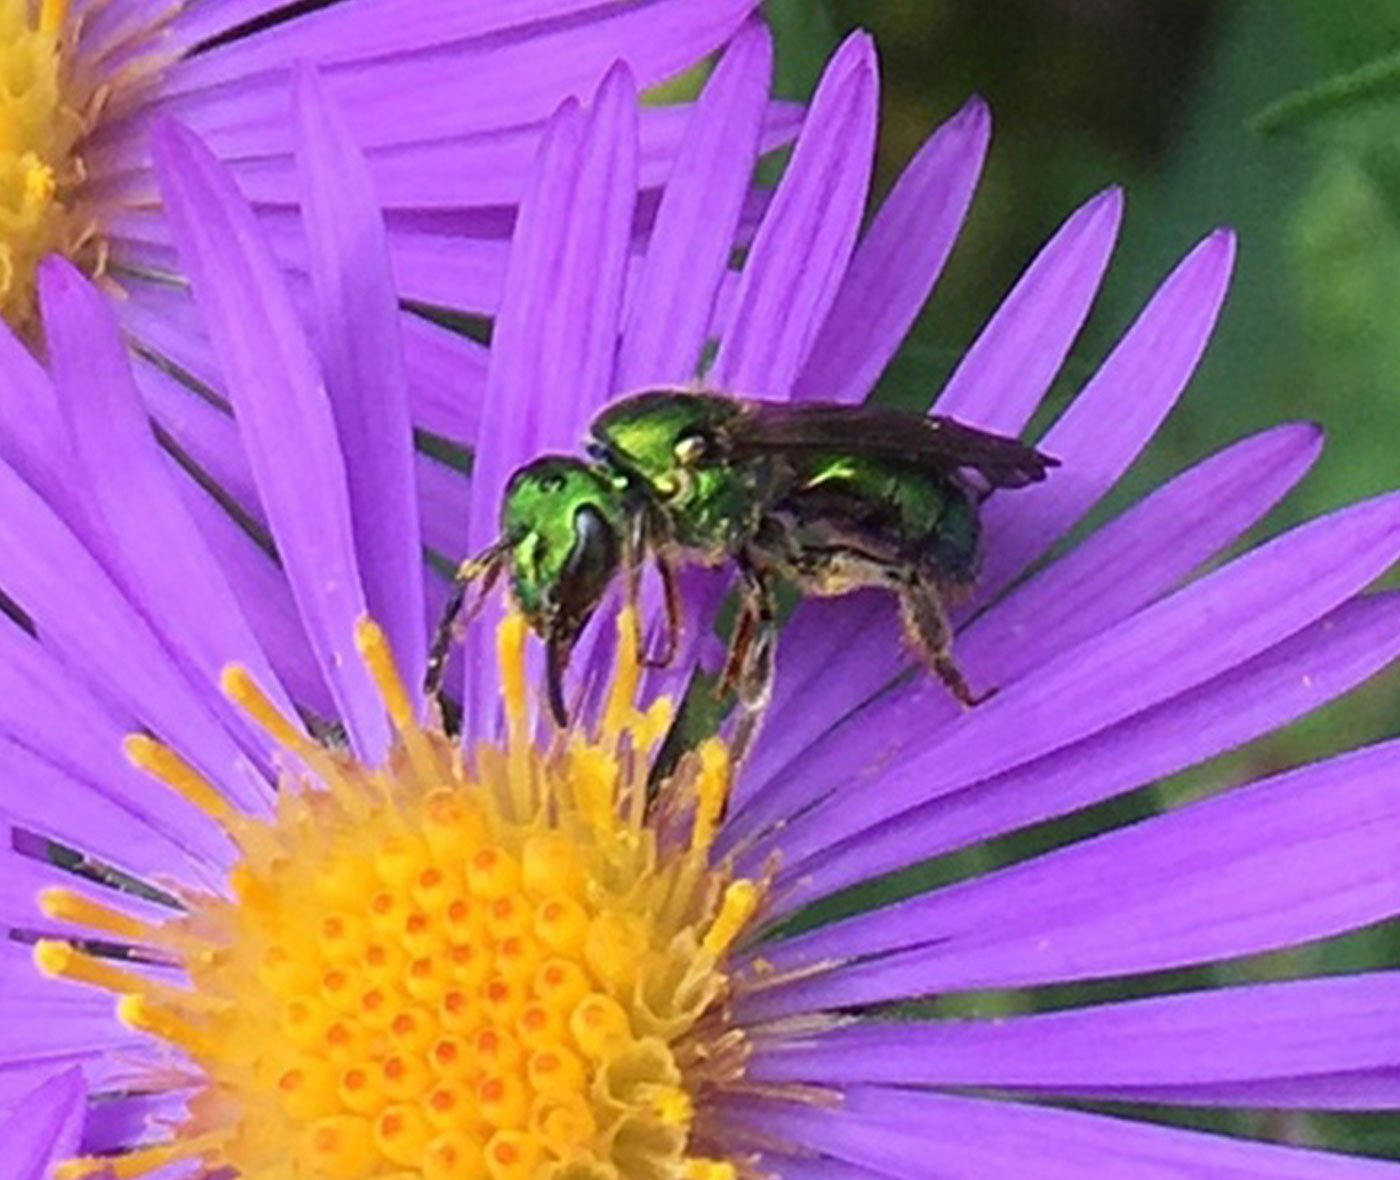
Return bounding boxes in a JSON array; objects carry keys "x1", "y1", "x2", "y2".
[{"x1": 727, "y1": 402, "x2": 1058, "y2": 490}]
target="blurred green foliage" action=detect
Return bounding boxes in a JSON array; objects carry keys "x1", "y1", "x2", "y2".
[{"x1": 763, "y1": 0, "x2": 1400, "y2": 1160}]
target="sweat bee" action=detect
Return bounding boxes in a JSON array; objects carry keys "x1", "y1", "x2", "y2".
[{"x1": 428, "y1": 390, "x2": 1058, "y2": 727}]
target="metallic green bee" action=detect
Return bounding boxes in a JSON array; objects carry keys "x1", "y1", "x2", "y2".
[{"x1": 428, "y1": 390, "x2": 1057, "y2": 726}]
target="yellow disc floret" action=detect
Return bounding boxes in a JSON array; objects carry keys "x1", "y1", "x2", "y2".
[
  {"x1": 0, "y1": 0, "x2": 104, "y2": 335},
  {"x1": 40, "y1": 607, "x2": 759, "y2": 1180}
]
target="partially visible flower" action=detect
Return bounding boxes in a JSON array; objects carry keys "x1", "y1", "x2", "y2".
[{"x1": 5, "y1": 30, "x2": 1400, "y2": 1180}]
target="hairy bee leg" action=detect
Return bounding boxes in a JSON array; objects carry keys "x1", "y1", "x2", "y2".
[
  {"x1": 425, "y1": 550, "x2": 502, "y2": 698},
  {"x1": 719, "y1": 555, "x2": 778, "y2": 713},
  {"x1": 643, "y1": 553, "x2": 682, "y2": 669},
  {"x1": 898, "y1": 576, "x2": 996, "y2": 708}
]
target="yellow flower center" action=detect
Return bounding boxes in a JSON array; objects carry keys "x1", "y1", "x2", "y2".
[
  {"x1": 0, "y1": 0, "x2": 100, "y2": 335},
  {"x1": 38, "y1": 609, "x2": 759, "y2": 1180}
]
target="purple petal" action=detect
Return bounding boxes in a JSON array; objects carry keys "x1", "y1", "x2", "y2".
[
  {"x1": 746, "y1": 736, "x2": 1400, "y2": 1017},
  {"x1": 0, "y1": 1068, "x2": 84, "y2": 1180},
  {"x1": 0, "y1": 616, "x2": 230, "y2": 869},
  {"x1": 38, "y1": 260, "x2": 297, "y2": 738},
  {"x1": 747, "y1": 486, "x2": 1400, "y2": 876},
  {"x1": 711, "y1": 31, "x2": 878, "y2": 398},
  {"x1": 751, "y1": 973, "x2": 1400, "y2": 1110},
  {"x1": 793, "y1": 95, "x2": 992, "y2": 404},
  {"x1": 80, "y1": 1092, "x2": 189, "y2": 1156},
  {"x1": 147, "y1": 0, "x2": 760, "y2": 154},
  {"x1": 0, "y1": 734, "x2": 219, "y2": 882},
  {"x1": 934, "y1": 186, "x2": 1122, "y2": 428},
  {"x1": 169, "y1": 464, "x2": 336, "y2": 719},
  {"x1": 617, "y1": 19, "x2": 773, "y2": 388},
  {"x1": 0, "y1": 319, "x2": 78, "y2": 529},
  {"x1": 731, "y1": 423, "x2": 1321, "y2": 838},
  {"x1": 174, "y1": 0, "x2": 672, "y2": 87},
  {"x1": 0, "y1": 454, "x2": 266, "y2": 814},
  {"x1": 459, "y1": 67, "x2": 638, "y2": 730},
  {"x1": 726, "y1": 1089, "x2": 1400, "y2": 1180},
  {"x1": 774, "y1": 588, "x2": 1400, "y2": 912},
  {"x1": 979, "y1": 227, "x2": 1238, "y2": 597},
  {"x1": 96, "y1": 94, "x2": 798, "y2": 215},
  {"x1": 152, "y1": 120, "x2": 390, "y2": 761},
  {"x1": 294, "y1": 66, "x2": 426, "y2": 700},
  {"x1": 131, "y1": 353, "x2": 469, "y2": 572}
]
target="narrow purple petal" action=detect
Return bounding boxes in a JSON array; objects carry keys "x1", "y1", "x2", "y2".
[
  {"x1": 170, "y1": 466, "x2": 336, "y2": 719},
  {"x1": 38, "y1": 260, "x2": 297, "y2": 741},
  {"x1": 617, "y1": 19, "x2": 772, "y2": 388},
  {"x1": 80, "y1": 1092, "x2": 189, "y2": 1155},
  {"x1": 460, "y1": 67, "x2": 638, "y2": 730},
  {"x1": 0, "y1": 319, "x2": 77, "y2": 529},
  {"x1": 152, "y1": 120, "x2": 390, "y2": 761},
  {"x1": 161, "y1": 99, "x2": 801, "y2": 216},
  {"x1": 934, "y1": 186, "x2": 1122, "y2": 428},
  {"x1": 731, "y1": 423, "x2": 1322, "y2": 836},
  {"x1": 979, "y1": 227, "x2": 1238, "y2": 597},
  {"x1": 793, "y1": 95, "x2": 992, "y2": 404},
  {"x1": 749, "y1": 487, "x2": 1400, "y2": 875},
  {"x1": 174, "y1": 0, "x2": 663, "y2": 87},
  {"x1": 0, "y1": 454, "x2": 266, "y2": 815},
  {"x1": 774, "y1": 588, "x2": 1400, "y2": 911},
  {"x1": 727, "y1": 1090, "x2": 1400, "y2": 1180},
  {"x1": 0, "y1": 733, "x2": 218, "y2": 882},
  {"x1": 751, "y1": 973, "x2": 1400, "y2": 1108},
  {"x1": 161, "y1": 0, "x2": 760, "y2": 150},
  {"x1": 0, "y1": 618, "x2": 229, "y2": 868},
  {"x1": 711, "y1": 31, "x2": 878, "y2": 398},
  {"x1": 132, "y1": 354, "x2": 469, "y2": 578},
  {"x1": 746, "y1": 737, "x2": 1400, "y2": 1018},
  {"x1": 0, "y1": 989, "x2": 130, "y2": 1061},
  {"x1": 115, "y1": 266, "x2": 488, "y2": 446},
  {"x1": 0, "y1": 1068, "x2": 84, "y2": 1180},
  {"x1": 294, "y1": 66, "x2": 426, "y2": 700}
]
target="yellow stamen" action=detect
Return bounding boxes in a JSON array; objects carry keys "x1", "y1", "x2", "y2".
[
  {"x1": 602, "y1": 603, "x2": 642, "y2": 739},
  {"x1": 356, "y1": 615, "x2": 442, "y2": 788},
  {"x1": 123, "y1": 733, "x2": 234, "y2": 826},
  {"x1": 703, "y1": 881, "x2": 760, "y2": 957},
  {"x1": 498, "y1": 610, "x2": 530, "y2": 744},
  {"x1": 220, "y1": 664, "x2": 306, "y2": 751},
  {"x1": 38, "y1": 0, "x2": 68, "y2": 38},
  {"x1": 117, "y1": 993, "x2": 214, "y2": 1057},
  {"x1": 38, "y1": 887, "x2": 191, "y2": 951},
  {"x1": 54, "y1": 1135, "x2": 223, "y2": 1180},
  {"x1": 684, "y1": 1160, "x2": 739, "y2": 1180},
  {"x1": 691, "y1": 737, "x2": 732, "y2": 852}
]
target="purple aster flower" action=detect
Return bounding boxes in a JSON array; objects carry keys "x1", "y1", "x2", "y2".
[{"x1": 5, "y1": 27, "x2": 1400, "y2": 1180}]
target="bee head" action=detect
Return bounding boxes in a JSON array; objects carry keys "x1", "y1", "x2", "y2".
[{"x1": 502, "y1": 457, "x2": 624, "y2": 722}]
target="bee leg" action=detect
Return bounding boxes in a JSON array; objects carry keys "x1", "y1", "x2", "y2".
[
  {"x1": 898, "y1": 575, "x2": 995, "y2": 708},
  {"x1": 719, "y1": 554, "x2": 778, "y2": 707},
  {"x1": 425, "y1": 548, "x2": 503, "y2": 699},
  {"x1": 643, "y1": 552, "x2": 682, "y2": 669}
]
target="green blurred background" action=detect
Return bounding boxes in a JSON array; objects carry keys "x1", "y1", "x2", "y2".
[{"x1": 760, "y1": 0, "x2": 1400, "y2": 1159}]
